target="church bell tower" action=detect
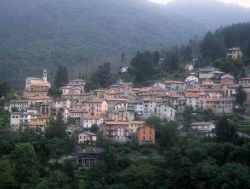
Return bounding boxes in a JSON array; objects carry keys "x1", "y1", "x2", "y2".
[{"x1": 43, "y1": 69, "x2": 47, "y2": 82}]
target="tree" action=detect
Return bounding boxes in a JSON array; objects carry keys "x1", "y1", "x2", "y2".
[
  {"x1": 54, "y1": 65, "x2": 69, "y2": 88},
  {"x1": 130, "y1": 51, "x2": 155, "y2": 84},
  {"x1": 235, "y1": 85, "x2": 247, "y2": 106},
  {"x1": 120, "y1": 52, "x2": 127, "y2": 67},
  {"x1": 200, "y1": 32, "x2": 226, "y2": 60},
  {"x1": 215, "y1": 118, "x2": 237, "y2": 143},
  {"x1": 153, "y1": 51, "x2": 160, "y2": 65},
  {"x1": 0, "y1": 157, "x2": 17, "y2": 189},
  {"x1": 45, "y1": 113, "x2": 66, "y2": 139},
  {"x1": 93, "y1": 62, "x2": 115, "y2": 88},
  {"x1": 0, "y1": 81, "x2": 11, "y2": 99},
  {"x1": 157, "y1": 122, "x2": 179, "y2": 147},
  {"x1": 10, "y1": 143, "x2": 38, "y2": 184}
]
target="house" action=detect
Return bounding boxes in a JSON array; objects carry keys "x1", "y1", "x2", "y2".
[
  {"x1": 239, "y1": 77, "x2": 250, "y2": 85},
  {"x1": 61, "y1": 79, "x2": 85, "y2": 95},
  {"x1": 221, "y1": 74, "x2": 234, "y2": 85},
  {"x1": 176, "y1": 97, "x2": 186, "y2": 113},
  {"x1": 185, "y1": 93, "x2": 201, "y2": 110},
  {"x1": 137, "y1": 126, "x2": 155, "y2": 144},
  {"x1": 198, "y1": 67, "x2": 215, "y2": 79},
  {"x1": 185, "y1": 64, "x2": 194, "y2": 72},
  {"x1": 77, "y1": 147, "x2": 103, "y2": 168},
  {"x1": 10, "y1": 112, "x2": 22, "y2": 131},
  {"x1": 127, "y1": 98, "x2": 143, "y2": 116},
  {"x1": 83, "y1": 98, "x2": 108, "y2": 117},
  {"x1": 203, "y1": 88, "x2": 224, "y2": 99},
  {"x1": 129, "y1": 121, "x2": 145, "y2": 133},
  {"x1": 69, "y1": 109, "x2": 86, "y2": 119},
  {"x1": 164, "y1": 80, "x2": 185, "y2": 91},
  {"x1": 227, "y1": 47, "x2": 243, "y2": 60},
  {"x1": 23, "y1": 69, "x2": 51, "y2": 98},
  {"x1": 109, "y1": 108, "x2": 134, "y2": 122},
  {"x1": 226, "y1": 84, "x2": 239, "y2": 98},
  {"x1": 142, "y1": 99, "x2": 162, "y2": 119},
  {"x1": 78, "y1": 132, "x2": 97, "y2": 145},
  {"x1": 201, "y1": 98, "x2": 234, "y2": 114},
  {"x1": 99, "y1": 121, "x2": 130, "y2": 142},
  {"x1": 28, "y1": 121, "x2": 46, "y2": 131},
  {"x1": 155, "y1": 104, "x2": 176, "y2": 121},
  {"x1": 81, "y1": 116, "x2": 104, "y2": 129},
  {"x1": 9, "y1": 100, "x2": 29, "y2": 112},
  {"x1": 185, "y1": 75, "x2": 198, "y2": 86},
  {"x1": 191, "y1": 122, "x2": 215, "y2": 138}
]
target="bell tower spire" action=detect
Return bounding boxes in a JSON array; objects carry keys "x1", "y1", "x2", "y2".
[{"x1": 43, "y1": 69, "x2": 47, "y2": 82}]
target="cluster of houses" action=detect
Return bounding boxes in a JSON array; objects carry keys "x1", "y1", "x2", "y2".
[{"x1": 5, "y1": 50, "x2": 250, "y2": 143}]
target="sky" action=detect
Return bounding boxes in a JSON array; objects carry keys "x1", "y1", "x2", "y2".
[{"x1": 149, "y1": 0, "x2": 250, "y2": 7}]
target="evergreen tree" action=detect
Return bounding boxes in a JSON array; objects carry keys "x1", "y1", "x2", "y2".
[
  {"x1": 153, "y1": 51, "x2": 160, "y2": 65},
  {"x1": 93, "y1": 62, "x2": 115, "y2": 88},
  {"x1": 200, "y1": 31, "x2": 226, "y2": 60},
  {"x1": 236, "y1": 85, "x2": 247, "y2": 106},
  {"x1": 130, "y1": 51, "x2": 155, "y2": 84},
  {"x1": 54, "y1": 65, "x2": 69, "y2": 88},
  {"x1": 121, "y1": 52, "x2": 127, "y2": 67},
  {"x1": 0, "y1": 81, "x2": 11, "y2": 98}
]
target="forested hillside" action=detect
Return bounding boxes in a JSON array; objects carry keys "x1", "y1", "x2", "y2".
[
  {"x1": 201, "y1": 22, "x2": 250, "y2": 59},
  {"x1": 0, "y1": 0, "x2": 205, "y2": 86},
  {"x1": 0, "y1": 0, "x2": 250, "y2": 87},
  {"x1": 167, "y1": 0, "x2": 250, "y2": 29}
]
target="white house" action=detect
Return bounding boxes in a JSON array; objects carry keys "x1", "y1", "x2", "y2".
[
  {"x1": 99, "y1": 122, "x2": 130, "y2": 142},
  {"x1": 61, "y1": 79, "x2": 85, "y2": 95},
  {"x1": 155, "y1": 104, "x2": 176, "y2": 120},
  {"x1": 81, "y1": 116, "x2": 104, "y2": 128},
  {"x1": 142, "y1": 99, "x2": 160, "y2": 119},
  {"x1": 191, "y1": 122, "x2": 215, "y2": 138},
  {"x1": 185, "y1": 75, "x2": 199, "y2": 86},
  {"x1": 198, "y1": 67, "x2": 215, "y2": 79},
  {"x1": 9, "y1": 100, "x2": 29, "y2": 112},
  {"x1": 185, "y1": 93, "x2": 200, "y2": 110},
  {"x1": 127, "y1": 98, "x2": 143, "y2": 116},
  {"x1": 10, "y1": 112, "x2": 22, "y2": 131},
  {"x1": 226, "y1": 47, "x2": 243, "y2": 60}
]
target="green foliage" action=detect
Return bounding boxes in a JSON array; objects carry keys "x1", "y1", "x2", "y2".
[
  {"x1": 54, "y1": 65, "x2": 69, "y2": 89},
  {"x1": 118, "y1": 163, "x2": 157, "y2": 189},
  {"x1": 0, "y1": 157, "x2": 17, "y2": 189},
  {"x1": 48, "y1": 87, "x2": 62, "y2": 99},
  {"x1": 10, "y1": 143, "x2": 38, "y2": 184},
  {"x1": 85, "y1": 62, "x2": 117, "y2": 90},
  {"x1": 213, "y1": 58, "x2": 245, "y2": 78},
  {"x1": 45, "y1": 113, "x2": 66, "y2": 139},
  {"x1": 235, "y1": 85, "x2": 247, "y2": 106},
  {"x1": 0, "y1": 0, "x2": 211, "y2": 87},
  {"x1": 0, "y1": 81, "x2": 12, "y2": 99},
  {"x1": 215, "y1": 117, "x2": 237, "y2": 143},
  {"x1": 201, "y1": 23, "x2": 250, "y2": 61},
  {"x1": 130, "y1": 51, "x2": 155, "y2": 83},
  {"x1": 0, "y1": 105, "x2": 10, "y2": 128},
  {"x1": 201, "y1": 31, "x2": 226, "y2": 59}
]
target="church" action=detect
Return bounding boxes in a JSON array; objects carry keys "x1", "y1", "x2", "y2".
[{"x1": 23, "y1": 69, "x2": 51, "y2": 98}]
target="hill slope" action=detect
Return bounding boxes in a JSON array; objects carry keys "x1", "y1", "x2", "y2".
[
  {"x1": 0, "y1": 0, "x2": 250, "y2": 86},
  {"x1": 166, "y1": 0, "x2": 250, "y2": 29}
]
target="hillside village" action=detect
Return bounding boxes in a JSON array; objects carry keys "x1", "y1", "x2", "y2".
[{"x1": 4, "y1": 47, "x2": 250, "y2": 153}]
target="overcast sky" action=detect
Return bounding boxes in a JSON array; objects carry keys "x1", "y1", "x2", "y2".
[{"x1": 149, "y1": 0, "x2": 250, "y2": 7}]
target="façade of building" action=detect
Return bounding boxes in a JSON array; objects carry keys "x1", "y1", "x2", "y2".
[{"x1": 23, "y1": 69, "x2": 51, "y2": 98}]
